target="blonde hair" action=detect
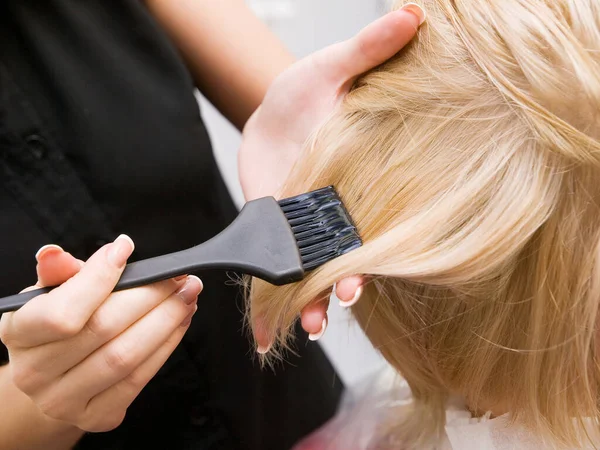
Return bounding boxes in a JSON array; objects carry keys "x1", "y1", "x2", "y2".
[{"x1": 249, "y1": 0, "x2": 600, "y2": 447}]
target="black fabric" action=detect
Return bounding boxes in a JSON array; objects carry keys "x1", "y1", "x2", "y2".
[{"x1": 0, "y1": 1, "x2": 343, "y2": 449}]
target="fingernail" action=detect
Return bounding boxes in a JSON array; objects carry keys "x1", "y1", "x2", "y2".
[
  {"x1": 257, "y1": 343, "x2": 271, "y2": 355},
  {"x1": 309, "y1": 317, "x2": 328, "y2": 341},
  {"x1": 338, "y1": 285, "x2": 363, "y2": 308},
  {"x1": 401, "y1": 2, "x2": 426, "y2": 25},
  {"x1": 35, "y1": 244, "x2": 63, "y2": 262},
  {"x1": 176, "y1": 275, "x2": 203, "y2": 305},
  {"x1": 108, "y1": 234, "x2": 135, "y2": 268},
  {"x1": 180, "y1": 304, "x2": 198, "y2": 327}
]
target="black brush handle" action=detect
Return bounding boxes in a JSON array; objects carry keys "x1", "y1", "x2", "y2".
[{"x1": 0, "y1": 198, "x2": 305, "y2": 314}]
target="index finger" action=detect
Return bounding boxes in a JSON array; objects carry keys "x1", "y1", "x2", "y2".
[
  {"x1": 36, "y1": 248, "x2": 84, "y2": 287},
  {"x1": 5, "y1": 235, "x2": 134, "y2": 346},
  {"x1": 312, "y1": 4, "x2": 426, "y2": 84}
]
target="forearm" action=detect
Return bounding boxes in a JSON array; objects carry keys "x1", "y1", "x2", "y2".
[
  {"x1": 0, "y1": 365, "x2": 84, "y2": 450},
  {"x1": 144, "y1": 0, "x2": 295, "y2": 130}
]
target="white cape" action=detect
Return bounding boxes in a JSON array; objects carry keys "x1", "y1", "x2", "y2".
[{"x1": 293, "y1": 366, "x2": 594, "y2": 449}]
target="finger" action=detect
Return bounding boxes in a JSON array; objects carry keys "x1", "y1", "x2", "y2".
[
  {"x1": 311, "y1": 5, "x2": 424, "y2": 85},
  {"x1": 51, "y1": 276, "x2": 201, "y2": 403},
  {"x1": 35, "y1": 244, "x2": 64, "y2": 264},
  {"x1": 301, "y1": 301, "x2": 328, "y2": 336},
  {"x1": 333, "y1": 276, "x2": 365, "y2": 308},
  {"x1": 36, "y1": 246, "x2": 83, "y2": 287},
  {"x1": 257, "y1": 276, "x2": 366, "y2": 350},
  {"x1": 300, "y1": 275, "x2": 366, "y2": 337},
  {"x1": 5, "y1": 235, "x2": 135, "y2": 346},
  {"x1": 253, "y1": 315, "x2": 272, "y2": 354},
  {"x1": 80, "y1": 313, "x2": 195, "y2": 432},
  {"x1": 0, "y1": 247, "x2": 82, "y2": 348},
  {"x1": 13, "y1": 278, "x2": 187, "y2": 390},
  {"x1": 308, "y1": 313, "x2": 328, "y2": 342}
]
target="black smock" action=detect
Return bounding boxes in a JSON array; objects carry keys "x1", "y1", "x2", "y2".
[{"x1": 0, "y1": 1, "x2": 343, "y2": 449}]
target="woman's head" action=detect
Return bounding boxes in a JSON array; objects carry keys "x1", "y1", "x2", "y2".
[{"x1": 250, "y1": 0, "x2": 600, "y2": 446}]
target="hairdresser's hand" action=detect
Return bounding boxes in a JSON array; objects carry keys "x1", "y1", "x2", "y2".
[
  {"x1": 243, "y1": 4, "x2": 425, "y2": 349},
  {"x1": 238, "y1": 3, "x2": 424, "y2": 201},
  {"x1": 0, "y1": 238, "x2": 201, "y2": 432}
]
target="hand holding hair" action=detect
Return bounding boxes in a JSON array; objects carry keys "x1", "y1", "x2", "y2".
[
  {"x1": 239, "y1": 4, "x2": 426, "y2": 351},
  {"x1": 0, "y1": 237, "x2": 201, "y2": 433}
]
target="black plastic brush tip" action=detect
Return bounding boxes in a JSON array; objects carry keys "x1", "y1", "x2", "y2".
[{"x1": 278, "y1": 186, "x2": 362, "y2": 271}]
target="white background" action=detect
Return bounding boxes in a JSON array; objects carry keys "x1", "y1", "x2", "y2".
[{"x1": 200, "y1": 0, "x2": 393, "y2": 386}]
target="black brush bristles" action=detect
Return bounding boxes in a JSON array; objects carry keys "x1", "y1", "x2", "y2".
[{"x1": 278, "y1": 186, "x2": 362, "y2": 271}]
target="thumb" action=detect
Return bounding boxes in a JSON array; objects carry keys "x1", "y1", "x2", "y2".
[
  {"x1": 34, "y1": 245, "x2": 83, "y2": 287},
  {"x1": 310, "y1": 4, "x2": 425, "y2": 86}
]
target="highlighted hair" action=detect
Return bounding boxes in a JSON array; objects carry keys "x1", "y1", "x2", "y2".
[{"x1": 250, "y1": 0, "x2": 600, "y2": 447}]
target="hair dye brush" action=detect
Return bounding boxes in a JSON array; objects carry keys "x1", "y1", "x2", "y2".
[{"x1": 0, "y1": 186, "x2": 361, "y2": 313}]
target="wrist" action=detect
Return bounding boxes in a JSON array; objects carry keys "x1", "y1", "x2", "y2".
[{"x1": 0, "y1": 364, "x2": 84, "y2": 450}]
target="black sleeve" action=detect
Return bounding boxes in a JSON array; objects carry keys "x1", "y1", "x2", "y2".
[{"x1": 0, "y1": 340, "x2": 7, "y2": 365}]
